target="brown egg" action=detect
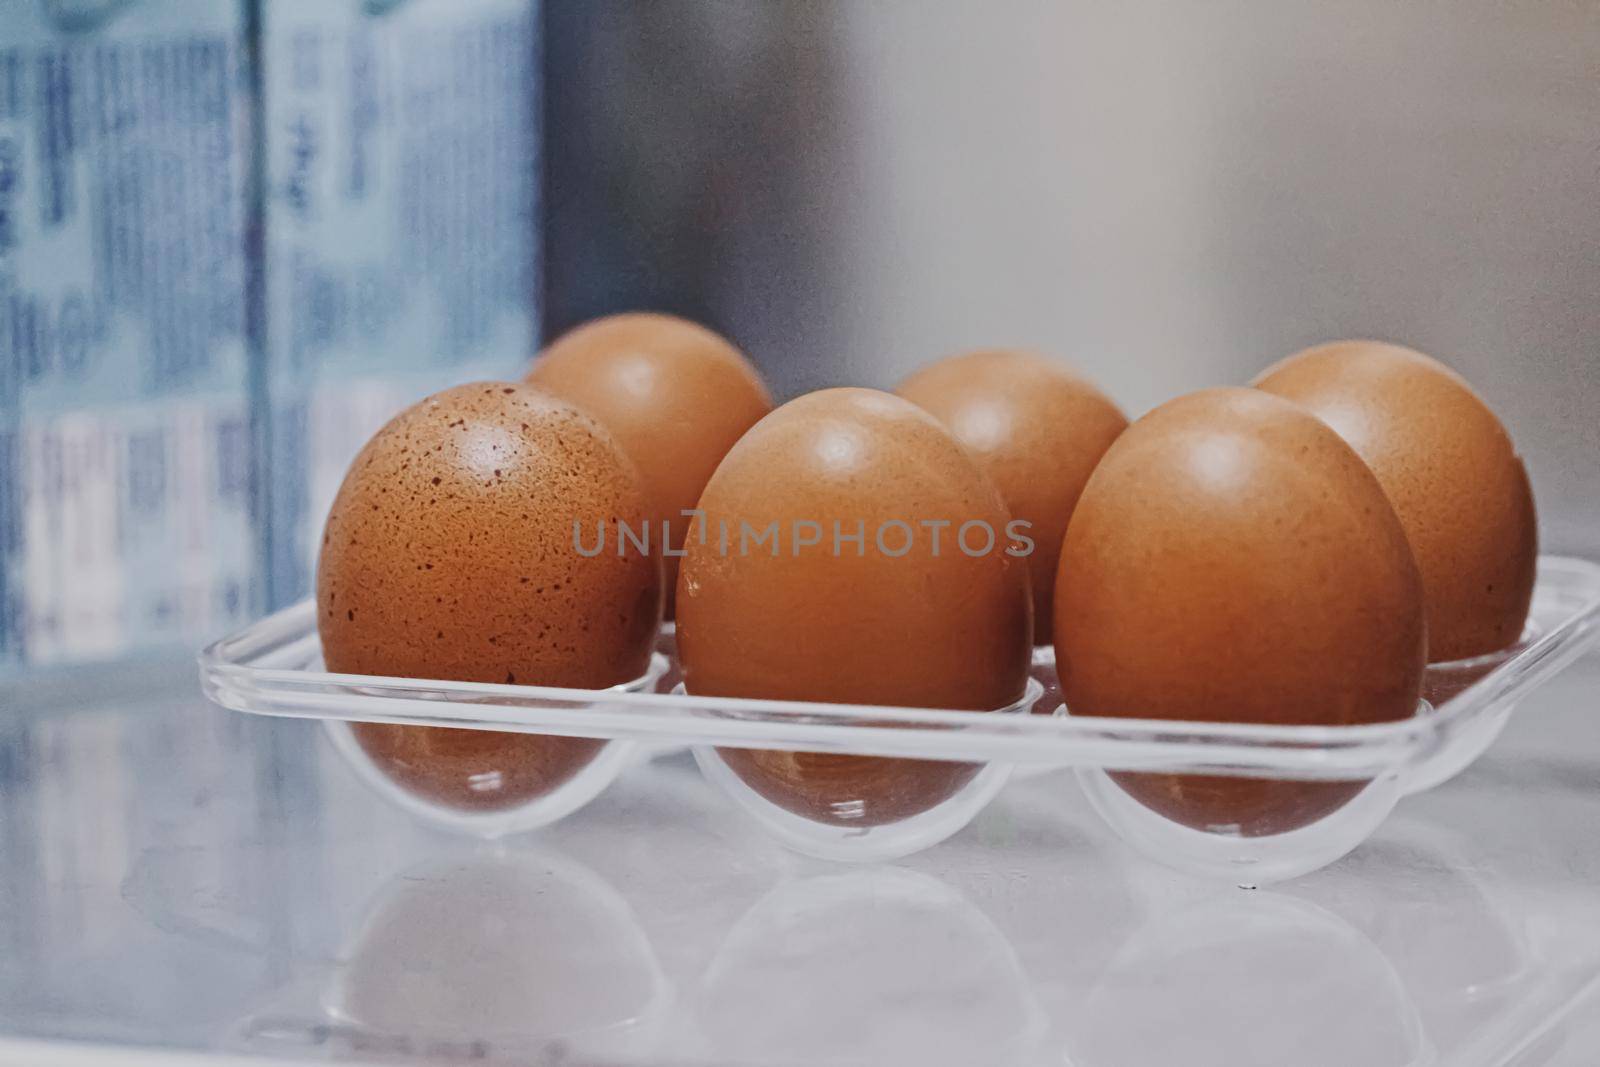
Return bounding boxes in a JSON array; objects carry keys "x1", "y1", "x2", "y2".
[
  {"x1": 896, "y1": 349, "x2": 1127, "y2": 643},
  {"x1": 317, "y1": 382, "x2": 663, "y2": 812},
  {"x1": 526, "y1": 312, "x2": 774, "y2": 616},
  {"x1": 677, "y1": 387, "x2": 1033, "y2": 827},
  {"x1": 1054, "y1": 387, "x2": 1425, "y2": 837},
  {"x1": 1253, "y1": 341, "x2": 1537, "y2": 662}
]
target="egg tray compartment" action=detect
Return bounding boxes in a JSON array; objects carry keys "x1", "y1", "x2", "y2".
[{"x1": 200, "y1": 555, "x2": 1600, "y2": 884}]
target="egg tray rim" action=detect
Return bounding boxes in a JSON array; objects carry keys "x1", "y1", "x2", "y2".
[{"x1": 197, "y1": 555, "x2": 1600, "y2": 782}]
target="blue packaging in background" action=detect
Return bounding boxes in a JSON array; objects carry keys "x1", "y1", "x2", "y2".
[
  {"x1": 258, "y1": 0, "x2": 540, "y2": 611},
  {"x1": 1, "y1": 0, "x2": 257, "y2": 673},
  {"x1": 1, "y1": 0, "x2": 541, "y2": 680}
]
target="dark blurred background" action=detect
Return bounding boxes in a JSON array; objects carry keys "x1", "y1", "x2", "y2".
[{"x1": 543, "y1": 0, "x2": 1599, "y2": 551}]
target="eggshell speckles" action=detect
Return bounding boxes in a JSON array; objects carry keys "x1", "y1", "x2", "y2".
[
  {"x1": 897, "y1": 349, "x2": 1127, "y2": 643},
  {"x1": 1053, "y1": 387, "x2": 1426, "y2": 836},
  {"x1": 677, "y1": 387, "x2": 1032, "y2": 827},
  {"x1": 317, "y1": 382, "x2": 663, "y2": 812},
  {"x1": 527, "y1": 312, "x2": 773, "y2": 616},
  {"x1": 1254, "y1": 341, "x2": 1537, "y2": 662}
]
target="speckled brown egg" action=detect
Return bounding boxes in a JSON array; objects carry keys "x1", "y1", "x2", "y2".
[
  {"x1": 526, "y1": 312, "x2": 773, "y2": 617},
  {"x1": 896, "y1": 349, "x2": 1127, "y2": 644},
  {"x1": 316, "y1": 382, "x2": 663, "y2": 812},
  {"x1": 1253, "y1": 341, "x2": 1537, "y2": 662},
  {"x1": 1054, "y1": 387, "x2": 1425, "y2": 837},
  {"x1": 677, "y1": 387, "x2": 1032, "y2": 827}
]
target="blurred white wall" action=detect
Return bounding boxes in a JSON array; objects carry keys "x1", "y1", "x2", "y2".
[{"x1": 550, "y1": 1, "x2": 1600, "y2": 550}]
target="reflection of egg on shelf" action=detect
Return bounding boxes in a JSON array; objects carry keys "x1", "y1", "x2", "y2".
[
  {"x1": 1071, "y1": 893, "x2": 1426, "y2": 1067},
  {"x1": 696, "y1": 868, "x2": 1042, "y2": 1066},
  {"x1": 326, "y1": 853, "x2": 667, "y2": 1048}
]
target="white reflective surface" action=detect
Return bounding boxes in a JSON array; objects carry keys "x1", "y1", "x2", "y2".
[{"x1": 3, "y1": 652, "x2": 1599, "y2": 1065}]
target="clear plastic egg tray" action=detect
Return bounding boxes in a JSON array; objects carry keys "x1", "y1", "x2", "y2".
[{"x1": 200, "y1": 555, "x2": 1600, "y2": 884}]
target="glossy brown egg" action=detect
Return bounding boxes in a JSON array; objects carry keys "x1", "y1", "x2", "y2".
[
  {"x1": 677, "y1": 387, "x2": 1033, "y2": 827},
  {"x1": 1053, "y1": 387, "x2": 1426, "y2": 837},
  {"x1": 1253, "y1": 341, "x2": 1537, "y2": 662},
  {"x1": 526, "y1": 312, "x2": 774, "y2": 616},
  {"x1": 896, "y1": 349, "x2": 1127, "y2": 643},
  {"x1": 317, "y1": 382, "x2": 663, "y2": 812}
]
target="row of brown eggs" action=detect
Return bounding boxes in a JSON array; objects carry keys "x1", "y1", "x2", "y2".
[{"x1": 316, "y1": 313, "x2": 1536, "y2": 838}]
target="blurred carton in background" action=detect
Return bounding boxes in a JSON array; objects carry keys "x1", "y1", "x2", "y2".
[
  {"x1": 2, "y1": 0, "x2": 541, "y2": 684},
  {"x1": 259, "y1": 0, "x2": 539, "y2": 610},
  {"x1": 0, "y1": 0, "x2": 256, "y2": 674}
]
